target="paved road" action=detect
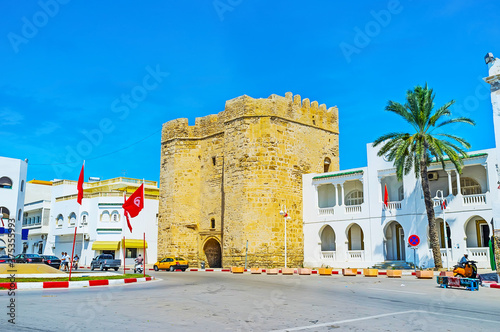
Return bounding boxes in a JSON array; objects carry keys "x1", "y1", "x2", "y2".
[{"x1": 2, "y1": 271, "x2": 499, "y2": 331}]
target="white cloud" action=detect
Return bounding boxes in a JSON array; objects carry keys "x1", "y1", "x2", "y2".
[
  {"x1": 0, "y1": 108, "x2": 24, "y2": 125},
  {"x1": 35, "y1": 121, "x2": 61, "y2": 136}
]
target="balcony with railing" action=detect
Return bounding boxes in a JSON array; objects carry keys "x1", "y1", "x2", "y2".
[
  {"x1": 345, "y1": 205, "x2": 362, "y2": 214},
  {"x1": 463, "y1": 193, "x2": 486, "y2": 205},
  {"x1": 318, "y1": 207, "x2": 335, "y2": 216},
  {"x1": 347, "y1": 250, "x2": 364, "y2": 261},
  {"x1": 385, "y1": 201, "x2": 402, "y2": 210},
  {"x1": 320, "y1": 251, "x2": 336, "y2": 260}
]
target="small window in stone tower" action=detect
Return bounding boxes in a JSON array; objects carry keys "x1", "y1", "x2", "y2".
[
  {"x1": 212, "y1": 157, "x2": 216, "y2": 166},
  {"x1": 324, "y1": 157, "x2": 331, "y2": 173},
  {"x1": 211, "y1": 218, "x2": 215, "y2": 229}
]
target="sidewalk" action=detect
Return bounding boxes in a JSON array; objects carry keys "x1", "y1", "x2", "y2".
[{"x1": 0, "y1": 276, "x2": 155, "y2": 290}]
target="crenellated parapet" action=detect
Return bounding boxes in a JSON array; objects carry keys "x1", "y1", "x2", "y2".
[{"x1": 161, "y1": 92, "x2": 339, "y2": 143}]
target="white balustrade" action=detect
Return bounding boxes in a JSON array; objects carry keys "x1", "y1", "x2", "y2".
[
  {"x1": 345, "y1": 205, "x2": 362, "y2": 214},
  {"x1": 318, "y1": 207, "x2": 335, "y2": 215},
  {"x1": 347, "y1": 250, "x2": 364, "y2": 261},
  {"x1": 320, "y1": 251, "x2": 336, "y2": 260},
  {"x1": 467, "y1": 247, "x2": 489, "y2": 262},
  {"x1": 463, "y1": 194, "x2": 486, "y2": 205},
  {"x1": 386, "y1": 201, "x2": 402, "y2": 210}
]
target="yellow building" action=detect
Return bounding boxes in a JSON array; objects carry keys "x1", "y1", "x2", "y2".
[{"x1": 158, "y1": 92, "x2": 339, "y2": 268}]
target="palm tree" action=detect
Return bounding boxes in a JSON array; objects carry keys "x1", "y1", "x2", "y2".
[{"x1": 373, "y1": 84, "x2": 475, "y2": 269}]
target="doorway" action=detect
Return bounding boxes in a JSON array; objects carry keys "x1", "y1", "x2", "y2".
[
  {"x1": 385, "y1": 221, "x2": 405, "y2": 261},
  {"x1": 203, "y1": 238, "x2": 222, "y2": 268}
]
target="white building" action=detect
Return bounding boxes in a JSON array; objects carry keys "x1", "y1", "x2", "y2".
[
  {"x1": 22, "y1": 180, "x2": 52, "y2": 255},
  {"x1": 0, "y1": 156, "x2": 28, "y2": 255},
  {"x1": 22, "y1": 177, "x2": 159, "y2": 266},
  {"x1": 303, "y1": 53, "x2": 500, "y2": 269}
]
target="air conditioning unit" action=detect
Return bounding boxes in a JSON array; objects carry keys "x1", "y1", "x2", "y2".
[{"x1": 427, "y1": 171, "x2": 439, "y2": 181}]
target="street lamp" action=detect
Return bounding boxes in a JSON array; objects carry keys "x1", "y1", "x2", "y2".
[
  {"x1": 279, "y1": 205, "x2": 291, "y2": 268},
  {"x1": 433, "y1": 190, "x2": 450, "y2": 270}
]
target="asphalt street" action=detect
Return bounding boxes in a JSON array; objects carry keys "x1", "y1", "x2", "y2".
[{"x1": 2, "y1": 271, "x2": 499, "y2": 331}]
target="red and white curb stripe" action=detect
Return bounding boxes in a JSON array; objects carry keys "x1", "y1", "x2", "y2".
[
  {"x1": 482, "y1": 281, "x2": 500, "y2": 289},
  {"x1": 0, "y1": 277, "x2": 155, "y2": 290}
]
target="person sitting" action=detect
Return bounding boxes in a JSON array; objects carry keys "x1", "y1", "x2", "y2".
[
  {"x1": 135, "y1": 254, "x2": 143, "y2": 265},
  {"x1": 459, "y1": 253, "x2": 469, "y2": 267}
]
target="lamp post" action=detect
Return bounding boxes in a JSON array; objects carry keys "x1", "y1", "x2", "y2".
[
  {"x1": 433, "y1": 190, "x2": 450, "y2": 270},
  {"x1": 279, "y1": 205, "x2": 291, "y2": 268}
]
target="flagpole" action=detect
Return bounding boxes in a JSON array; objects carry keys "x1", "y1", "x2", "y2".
[
  {"x1": 143, "y1": 232, "x2": 146, "y2": 277},
  {"x1": 142, "y1": 179, "x2": 146, "y2": 277},
  {"x1": 123, "y1": 236, "x2": 126, "y2": 275},
  {"x1": 69, "y1": 226, "x2": 77, "y2": 281}
]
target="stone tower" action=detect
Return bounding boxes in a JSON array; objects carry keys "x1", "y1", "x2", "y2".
[{"x1": 158, "y1": 92, "x2": 339, "y2": 268}]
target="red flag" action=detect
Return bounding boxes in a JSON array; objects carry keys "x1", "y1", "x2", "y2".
[
  {"x1": 122, "y1": 184, "x2": 144, "y2": 232},
  {"x1": 383, "y1": 184, "x2": 389, "y2": 208},
  {"x1": 77, "y1": 162, "x2": 84, "y2": 205},
  {"x1": 441, "y1": 199, "x2": 447, "y2": 210}
]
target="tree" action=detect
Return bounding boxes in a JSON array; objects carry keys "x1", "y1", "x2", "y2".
[{"x1": 373, "y1": 84, "x2": 475, "y2": 269}]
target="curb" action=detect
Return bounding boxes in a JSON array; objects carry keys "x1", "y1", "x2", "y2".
[
  {"x1": 0, "y1": 277, "x2": 155, "y2": 290},
  {"x1": 482, "y1": 282, "x2": 500, "y2": 289}
]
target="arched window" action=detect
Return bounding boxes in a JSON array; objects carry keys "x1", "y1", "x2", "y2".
[
  {"x1": 18, "y1": 209, "x2": 22, "y2": 221},
  {"x1": 346, "y1": 190, "x2": 363, "y2": 206},
  {"x1": 69, "y1": 212, "x2": 77, "y2": 225},
  {"x1": 453, "y1": 177, "x2": 481, "y2": 195},
  {"x1": 211, "y1": 218, "x2": 215, "y2": 229},
  {"x1": 21, "y1": 180, "x2": 24, "y2": 192},
  {"x1": 81, "y1": 212, "x2": 88, "y2": 225},
  {"x1": 0, "y1": 177, "x2": 13, "y2": 189},
  {"x1": 323, "y1": 158, "x2": 331, "y2": 173},
  {"x1": 56, "y1": 214, "x2": 64, "y2": 227},
  {"x1": 320, "y1": 225, "x2": 336, "y2": 251},
  {"x1": 398, "y1": 185, "x2": 404, "y2": 201},
  {"x1": 0, "y1": 207, "x2": 10, "y2": 219},
  {"x1": 101, "y1": 210, "x2": 110, "y2": 222},
  {"x1": 111, "y1": 211, "x2": 120, "y2": 222}
]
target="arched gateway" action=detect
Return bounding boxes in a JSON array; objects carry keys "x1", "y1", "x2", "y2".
[{"x1": 203, "y1": 238, "x2": 222, "y2": 268}]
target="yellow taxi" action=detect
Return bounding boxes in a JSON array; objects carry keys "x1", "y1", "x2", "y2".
[{"x1": 154, "y1": 256, "x2": 189, "y2": 272}]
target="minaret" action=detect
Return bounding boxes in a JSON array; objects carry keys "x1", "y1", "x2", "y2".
[
  {"x1": 484, "y1": 52, "x2": 500, "y2": 153},
  {"x1": 484, "y1": 52, "x2": 500, "y2": 272}
]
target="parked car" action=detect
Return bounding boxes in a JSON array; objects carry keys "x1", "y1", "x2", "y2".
[
  {"x1": 13, "y1": 253, "x2": 44, "y2": 263},
  {"x1": 40, "y1": 255, "x2": 62, "y2": 269},
  {"x1": 0, "y1": 255, "x2": 13, "y2": 264},
  {"x1": 90, "y1": 254, "x2": 121, "y2": 271},
  {"x1": 154, "y1": 257, "x2": 189, "y2": 271}
]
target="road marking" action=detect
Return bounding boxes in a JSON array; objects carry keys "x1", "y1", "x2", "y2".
[
  {"x1": 417, "y1": 310, "x2": 500, "y2": 324},
  {"x1": 272, "y1": 310, "x2": 418, "y2": 331},
  {"x1": 274, "y1": 310, "x2": 500, "y2": 331},
  {"x1": 367, "y1": 287, "x2": 424, "y2": 295}
]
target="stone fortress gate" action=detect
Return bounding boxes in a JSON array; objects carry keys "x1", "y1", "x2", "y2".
[{"x1": 158, "y1": 92, "x2": 339, "y2": 268}]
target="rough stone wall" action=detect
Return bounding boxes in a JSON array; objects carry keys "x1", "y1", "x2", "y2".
[{"x1": 159, "y1": 92, "x2": 339, "y2": 267}]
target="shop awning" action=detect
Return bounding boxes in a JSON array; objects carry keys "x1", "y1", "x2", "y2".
[
  {"x1": 92, "y1": 241, "x2": 120, "y2": 250},
  {"x1": 122, "y1": 239, "x2": 148, "y2": 248}
]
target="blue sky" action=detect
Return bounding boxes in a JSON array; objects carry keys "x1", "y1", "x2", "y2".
[{"x1": 0, "y1": 1, "x2": 499, "y2": 183}]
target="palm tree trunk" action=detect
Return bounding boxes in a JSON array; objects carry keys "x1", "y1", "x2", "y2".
[{"x1": 420, "y1": 159, "x2": 443, "y2": 269}]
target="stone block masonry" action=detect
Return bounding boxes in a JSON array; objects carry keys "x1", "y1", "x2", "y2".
[{"x1": 158, "y1": 92, "x2": 339, "y2": 268}]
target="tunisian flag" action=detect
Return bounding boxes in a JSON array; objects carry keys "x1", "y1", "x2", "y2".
[
  {"x1": 383, "y1": 184, "x2": 389, "y2": 208},
  {"x1": 77, "y1": 162, "x2": 84, "y2": 205},
  {"x1": 122, "y1": 184, "x2": 144, "y2": 232}
]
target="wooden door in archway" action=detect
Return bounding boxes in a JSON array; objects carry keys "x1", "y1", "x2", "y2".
[{"x1": 204, "y1": 238, "x2": 222, "y2": 268}]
